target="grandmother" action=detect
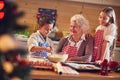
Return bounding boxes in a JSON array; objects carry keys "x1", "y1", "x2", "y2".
[{"x1": 56, "y1": 14, "x2": 94, "y2": 62}]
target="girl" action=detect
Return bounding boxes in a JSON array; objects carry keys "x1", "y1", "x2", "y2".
[{"x1": 92, "y1": 7, "x2": 117, "y2": 63}]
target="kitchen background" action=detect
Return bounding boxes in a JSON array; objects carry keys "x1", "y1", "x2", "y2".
[{"x1": 16, "y1": 0, "x2": 120, "y2": 40}]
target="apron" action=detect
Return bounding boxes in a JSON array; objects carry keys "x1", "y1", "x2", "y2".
[
  {"x1": 92, "y1": 30, "x2": 104, "y2": 61},
  {"x1": 32, "y1": 33, "x2": 50, "y2": 58},
  {"x1": 62, "y1": 43, "x2": 78, "y2": 58},
  {"x1": 32, "y1": 42, "x2": 50, "y2": 58}
]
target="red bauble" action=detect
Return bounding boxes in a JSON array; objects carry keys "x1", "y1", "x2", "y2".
[
  {"x1": 109, "y1": 61, "x2": 119, "y2": 71},
  {"x1": 0, "y1": 1, "x2": 4, "y2": 10},
  {"x1": 0, "y1": 12, "x2": 4, "y2": 19},
  {"x1": 100, "y1": 59, "x2": 109, "y2": 76}
]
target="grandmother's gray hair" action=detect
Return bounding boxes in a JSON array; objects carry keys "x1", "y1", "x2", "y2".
[{"x1": 70, "y1": 14, "x2": 89, "y2": 33}]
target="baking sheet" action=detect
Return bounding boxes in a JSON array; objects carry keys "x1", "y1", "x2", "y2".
[{"x1": 62, "y1": 62, "x2": 101, "y2": 72}]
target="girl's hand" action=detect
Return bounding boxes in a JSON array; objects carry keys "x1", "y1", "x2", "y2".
[{"x1": 95, "y1": 60, "x2": 103, "y2": 65}]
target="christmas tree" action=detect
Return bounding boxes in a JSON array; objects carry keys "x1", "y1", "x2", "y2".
[{"x1": 0, "y1": 0, "x2": 31, "y2": 80}]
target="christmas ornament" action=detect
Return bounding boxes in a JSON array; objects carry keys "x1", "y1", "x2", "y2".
[
  {"x1": 2, "y1": 61, "x2": 13, "y2": 74},
  {"x1": 99, "y1": 59, "x2": 109, "y2": 76}
]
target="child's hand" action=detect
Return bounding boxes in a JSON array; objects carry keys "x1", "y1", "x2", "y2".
[
  {"x1": 95, "y1": 60, "x2": 102, "y2": 65},
  {"x1": 45, "y1": 47, "x2": 52, "y2": 53}
]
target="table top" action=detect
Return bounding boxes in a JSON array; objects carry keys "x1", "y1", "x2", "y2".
[{"x1": 30, "y1": 69, "x2": 120, "y2": 80}]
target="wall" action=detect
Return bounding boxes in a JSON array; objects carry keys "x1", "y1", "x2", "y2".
[
  {"x1": 67, "y1": 0, "x2": 120, "y2": 7},
  {"x1": 16, "y1": 0, "x2": 120, "y2": 38}
]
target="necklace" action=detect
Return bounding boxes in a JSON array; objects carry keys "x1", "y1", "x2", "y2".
[
  {"x1": 69, "y1": 36, "x2": 82, "y2": 46},
  {"x1": 71, "y1": 35, "x2": 82, "y2": 43}
]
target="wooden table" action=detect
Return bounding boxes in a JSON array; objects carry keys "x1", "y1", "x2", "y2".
[{"x1": 30, "y1": 69, "x2": 120, "y2": 80}]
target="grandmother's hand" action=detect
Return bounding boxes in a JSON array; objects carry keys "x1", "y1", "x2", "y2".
[
  {"x1": 67, "y1": 57, "x2": 78, "y2": 61},
  {"x1": 67, "y1": 58, "x2": 72, "y2": 61}
]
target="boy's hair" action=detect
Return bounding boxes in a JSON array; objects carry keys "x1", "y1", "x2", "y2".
[
  {"x1": 102, "y1": 7, "x2": 116, "y2": 24},
  {"x1": 37, "y1": 14, "x2": 53, "y2": 27}
]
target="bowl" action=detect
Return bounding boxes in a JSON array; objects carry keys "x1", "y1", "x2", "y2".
[{"x1": 48, "y1": 54, "x2": 68, "y2": 63}]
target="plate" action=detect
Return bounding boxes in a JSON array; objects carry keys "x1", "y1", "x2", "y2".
[{"x1": 62, "y1": 62, "x2": 101, "y2": 72}]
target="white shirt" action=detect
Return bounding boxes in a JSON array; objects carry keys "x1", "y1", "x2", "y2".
[
  {"x1": 67, "y1": 34, "x2": 86, "y2": 50},
  {"x1": 27, "y1": 30, "x2": 54, "y2": 58}
]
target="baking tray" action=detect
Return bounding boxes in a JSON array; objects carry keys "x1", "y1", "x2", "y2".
[{"x1": 62, "y1": 62, "x2": 101, "y2": 72}]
